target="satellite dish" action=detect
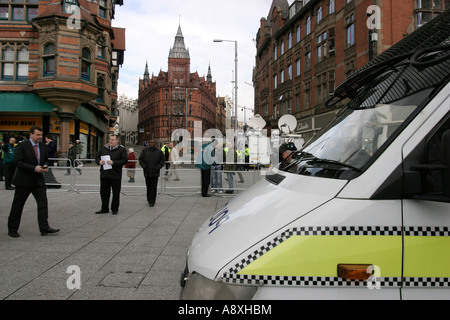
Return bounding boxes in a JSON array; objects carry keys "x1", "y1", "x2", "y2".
[
  {"x1": 247, "y1": 114, "x2": 266, "y2": 131},
  {"x1": 278, "y1": 115, "x2": 297, "y2": 134}
]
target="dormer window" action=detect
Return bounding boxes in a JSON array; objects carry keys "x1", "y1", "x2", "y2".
[
  {"x1": 98, "y1": 0, "x2": 107, "y2": 19},
  {"x1": 63, "y1": 0, "x2": 79, "y2": 14}
]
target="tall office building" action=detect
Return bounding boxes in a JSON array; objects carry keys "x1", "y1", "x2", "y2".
[{"x1": 254, "y1": 0, "x2": 448, "y2": 141}]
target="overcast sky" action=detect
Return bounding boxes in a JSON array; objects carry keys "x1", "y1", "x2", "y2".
[{"x1": 113, "y1": 0, "x2": 285, "y2": 122}]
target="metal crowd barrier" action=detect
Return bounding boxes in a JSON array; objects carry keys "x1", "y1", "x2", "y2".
[{"x1": 44, "y1": 159, "x2": 267, "y2": 197}]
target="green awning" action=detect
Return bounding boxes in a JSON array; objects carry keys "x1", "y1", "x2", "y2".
[
  {"x1": 75, "y1": 105, "x2": 107, "y2": 133},
  {"x1": 0, "y1": 92, "x2": 60, "y2": 113}
]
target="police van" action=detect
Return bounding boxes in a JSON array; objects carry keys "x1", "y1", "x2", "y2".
[{"x1": 180, "y1": 9, "x2": 450, "y2": 300}]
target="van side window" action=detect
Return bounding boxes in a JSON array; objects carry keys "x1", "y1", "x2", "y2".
[{"x1": 421, "y1": 114, "x2": 450, "y2": 199}]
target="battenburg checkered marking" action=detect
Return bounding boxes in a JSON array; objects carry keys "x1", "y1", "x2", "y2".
[{"x1": 222, "y1": 226, "x2": 450, "y2": 288}]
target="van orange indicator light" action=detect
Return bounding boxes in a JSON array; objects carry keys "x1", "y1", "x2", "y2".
[{"x1": 338, "y1": 264, "x2": 372, "y2": 280}]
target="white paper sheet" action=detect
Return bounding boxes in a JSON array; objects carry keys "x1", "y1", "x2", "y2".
[{"x1": 101, "y1": 155, "x2": 112, "y2": 170}]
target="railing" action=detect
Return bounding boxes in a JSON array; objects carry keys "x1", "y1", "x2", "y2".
[{"x1": 44, "y1": 159, "x2": 268, "y2": 197}]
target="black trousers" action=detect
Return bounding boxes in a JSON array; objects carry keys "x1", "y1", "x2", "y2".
[
  {"x1": 100, "y1": 178, "x2": 122, "y2": 212},
  {"x1": 145, "y1": 176, "x2": 159, "y2": 205},
  {"x1": 8, "y1": 185, "x2": 49, "y2": 232},
  {"x1": 4, "y1": 163, "x2": 16, "y2": 188},
  {"x1": 201, "y1": 169, "x2": 211, "y2": 196}
]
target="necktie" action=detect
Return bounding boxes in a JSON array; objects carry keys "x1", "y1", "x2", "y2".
[{"x1": 34, "y1": 144, "x2": 39, "y2": 163}]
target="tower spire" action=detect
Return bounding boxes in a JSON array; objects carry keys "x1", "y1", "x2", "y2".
[
  {"x1": 207, "y1": 63, "x2": 212, "y2": 83},
  {"x1": 169, "y1": 24, "x2": 190, "y2": 59},
  {"x1": 143, "y1": 60, "x2": 149, "y2": 81}
]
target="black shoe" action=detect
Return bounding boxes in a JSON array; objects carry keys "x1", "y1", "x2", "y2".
[
  {"x1": 149, "y1": 203, "x2": 155, "y2": 207},
  {"x1": 95, "y1": 210, "x2": 108, "y2": 214},
  {"x1": 41, "y1": 228, "x2": 60, "y2": 236},
  {"x1": 112, "y1": 210, "x2": 118, "y2": 215},
  {"x1": 6, "y1": 187, "x2": 14, "y2": 190},
  {"x1": 8, "y1": 231, "x2": 20, "y2": 238},
  {"x1": 202, "y1": 194, "x2": 212, "y2": 197}
]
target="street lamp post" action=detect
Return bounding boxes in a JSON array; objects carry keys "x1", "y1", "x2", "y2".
[
  {"x1": 175, "y1": 86, "x2": 198, "y2": 134},
  {"x1": 213, "y1": 39, "x2": 238, "y2": 132}
]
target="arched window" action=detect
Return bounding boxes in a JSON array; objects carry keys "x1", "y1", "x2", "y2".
[
  {"x1": 81, "y1": 48, "x2": 91, "y2": 81},
  {"x1": 17, "y1": 45, "x2": 29, "y2": 81},
  {"x1": 1, "y1": 46, "x2": 14, "y2": 81},
  {"x1": 1, "y1": 43, "x2": 29, "y2": 81},
  {"x1": 43, "y1": 43, "x2": 56, "y2": 77}
]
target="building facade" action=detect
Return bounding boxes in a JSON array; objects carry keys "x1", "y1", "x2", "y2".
[
  {"x1": 254, "y1": 0, "x2": 449, "y2": 142},
  {"x1": 216, "y1": 96, "x2": 231, "y2": 135},
  {"x1": 138, "y1": 25, "x2": 217, "y2": 146},
  {"x1": 117, "y1": 94, "x2": 138, "y2": 146},
  {"x1": 0, "y1": 0, "x2": 125, "y2": 158}
]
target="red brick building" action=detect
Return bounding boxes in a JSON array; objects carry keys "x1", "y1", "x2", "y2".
[
  {"x1": 138, "y1": 25, "x2": 217, "y2": 145},
  {"x1": 0, "y1": 0, "x2": 125, "y2": 158},
  {"x1": 254, "y1": 0, "x2": 449, "y2": 141}
]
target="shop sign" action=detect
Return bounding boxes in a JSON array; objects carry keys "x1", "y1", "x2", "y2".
[
  {"x1": 0, "y1": 117, "x2": 42, "y2": 131},
  {"x1": 80, "y1": 122, "x2": 89, "y2": 135},
  {"x1": 50, "y1": 118, "x2": 75, "y2": 134}
]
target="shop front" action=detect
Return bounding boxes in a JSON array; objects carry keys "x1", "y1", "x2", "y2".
[{"x1": 0, "y1": 93, "x2": 107, "y2": 159}]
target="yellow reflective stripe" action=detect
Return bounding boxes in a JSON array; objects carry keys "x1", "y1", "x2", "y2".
[
  {"x1": 238, "y1": 235, "x2": 402, "y2": 278},
  {"x1": 404, "y1": 236, "x2": 450, "y2": 278}
]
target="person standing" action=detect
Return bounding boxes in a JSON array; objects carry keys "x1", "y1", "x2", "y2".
[
  {"x1": 244, "y1": 144, "x2": 250, "y2": 171},
  {"x1": 65, "y1": 142, "x2": 81, "y2": 175},
  {"x1": 7, "y1": 126, "x2": 60, "y2": 238},
  {"x1": 44, "y1": 135, "x2": 60, "y2": 188},
  {"x1": 125, "y1": 148, "x2": 136, "y2": 183},
  {"x1": 211, "y1": 142, "x2": 224, "y2": 194},
  {"x1": 2, "y1": 137, "x2": 16, "y2": 190},
  {"x1": 223, "y1": 140, "x2": 237, "y2": 194},
  {"x1": 0, "y1": 141, "x2": 4, "y2": 182},
  {"x1": 139, "y1": 139, "x2": 165, "y2": 207},
  {"x1": 165, "y1": 142, "x2": 181, "y2": 181},
  {"x1": 196, "y1": 138, "x2": 217, "y2": 197},
  {"x1": 161, "y1": 141, "x2": 171, "y2": 177},
  {"x1": 95, "y1": 135, "x2": 128, "y2": 215}
]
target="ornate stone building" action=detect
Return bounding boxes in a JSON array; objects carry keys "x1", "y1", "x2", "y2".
[
  {"x1": 0, "y1": 0, "x2": 125, "y2": 158},
  {"x1": 138, "y1": 24, "x2": 217, "y2": 146}
]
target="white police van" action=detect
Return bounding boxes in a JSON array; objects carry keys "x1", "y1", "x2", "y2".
[{"x1": 181, "y1": 9, "x2": 450, "y2": 300}]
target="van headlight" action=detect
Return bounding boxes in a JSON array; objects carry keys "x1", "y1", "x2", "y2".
[{"x1": 181, "y1": 272, "x2": 257, "y2": 300}]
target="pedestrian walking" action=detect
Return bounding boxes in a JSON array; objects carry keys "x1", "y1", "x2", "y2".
[
  {"x1": 7, "y1": 126, "x2": 60, "y2": 238},
  {"x1": 165, "y1": 142, "x2": 181, "y2": 181},
  {"x1": 1, "y1": 137, "x2": 16, "y2": 190},
  {"x1": 95, "y1": 134, "x2": 128, "y2": 215},
  {"x1": 74, "y1": 139, "x2": 83, "y2": 159},
  {"x1": 139, "y1": 139, "x2": 165, "y2": 207},
  {"x1": 125, "y1": 148, "x2": 136, "y2": 183}
]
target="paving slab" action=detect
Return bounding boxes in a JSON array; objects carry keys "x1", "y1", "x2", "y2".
[{"x1": 0, "y1": 168, "x2": 232, "y2": 300}]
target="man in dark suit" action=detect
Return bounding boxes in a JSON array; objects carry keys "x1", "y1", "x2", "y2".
[{"x1": 7, "y1": 126, "x2": 60, "y2": 238}]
